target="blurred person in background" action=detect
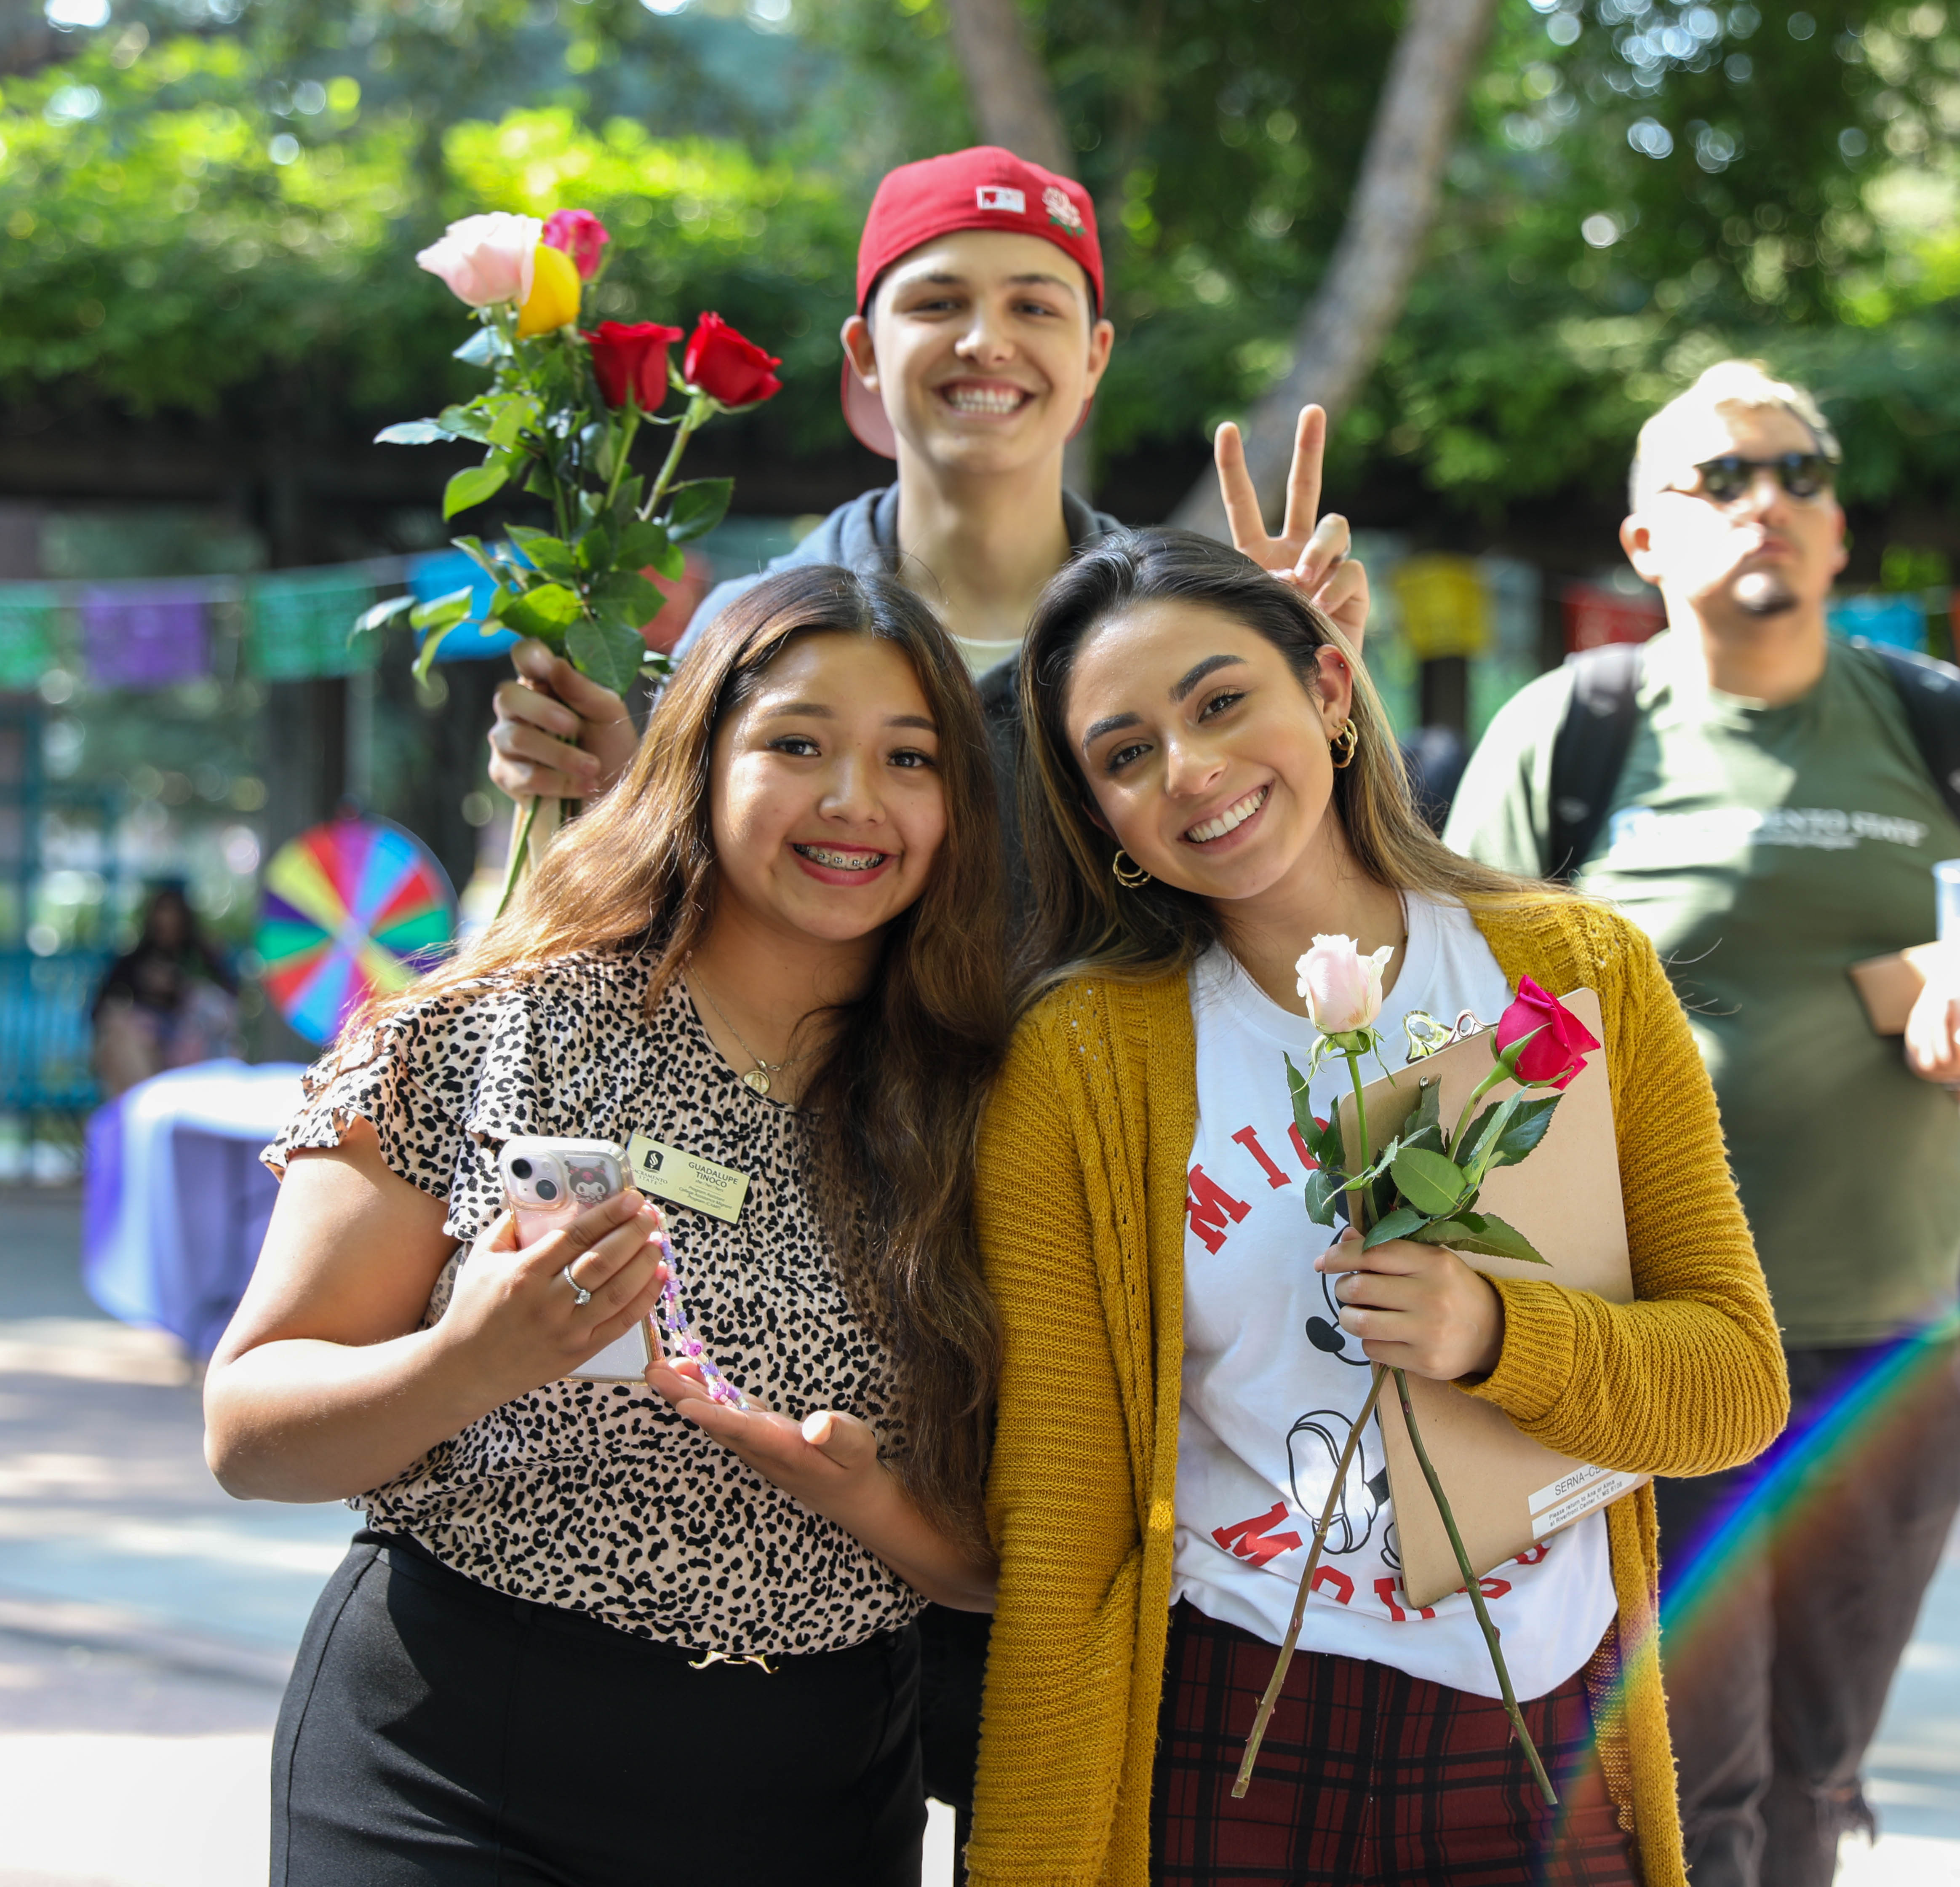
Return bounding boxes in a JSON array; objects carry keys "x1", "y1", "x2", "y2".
[
  {"x1": 91, "y1": 881, "x2": 240, "y2": 1099},
  {"x1": 1445, "y1": 361, "x2": 1960, "y2": 1887}
]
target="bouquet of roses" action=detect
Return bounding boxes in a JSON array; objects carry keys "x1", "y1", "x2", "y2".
[
  {"x1": 1232, "y1": 937, "x2": 1600, "y2": 1804},
  {"x1": 362, "y1": 208, "x2": 782, "y2": 910}
]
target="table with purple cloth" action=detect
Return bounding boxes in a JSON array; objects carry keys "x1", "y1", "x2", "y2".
[{"x1": 83, "y1": 1059, "x2": 307, "y2": 1358}]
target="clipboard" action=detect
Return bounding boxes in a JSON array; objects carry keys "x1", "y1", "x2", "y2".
[{"x1": 1336, "y1": 988, "x2": 1647, "y2": 1607}]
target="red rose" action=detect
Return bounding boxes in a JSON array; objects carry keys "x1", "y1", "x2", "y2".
[
  {"x1": 1494, "y1": 977, "x2": 1601, "y2": 1091},
  {"x1": 585, "y1": 320, "x2": 684, "y2": 412},
  {"x1": 542, "y1": 208, "x2": 610, "y2": 281},
  {"x1": 681, "y1": 312, "x2": 782, "y2": 408}
]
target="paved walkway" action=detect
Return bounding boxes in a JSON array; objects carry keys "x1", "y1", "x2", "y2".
[{"x1": 0, "y1": 1187, "x2": 1948, "y2": 1884}]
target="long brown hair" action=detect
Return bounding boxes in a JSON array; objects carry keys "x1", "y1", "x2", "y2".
[
  {"x1": 371, "y1": 565, "x2": 1008, "y2": 1552},
  {"x1": 1017, "y1": 529, "x2": 1547, "y2": 986}
]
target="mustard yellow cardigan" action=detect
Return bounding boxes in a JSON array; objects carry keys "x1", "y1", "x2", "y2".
[{"x1": 969, "y1": 894, "x2": 1788, "y2": 1887}]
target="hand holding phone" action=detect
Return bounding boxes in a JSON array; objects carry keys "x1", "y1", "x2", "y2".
[{"x1": 498, "y1": 1136, "x2": 656, "y2": 1381}]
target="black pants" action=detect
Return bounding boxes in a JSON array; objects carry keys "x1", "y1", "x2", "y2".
[
  {"x1": 272, "y1": 1532, "x2": 925, "y2": 1886},
  {"x1": 1655, "y1": 1334, "x2": 1960, "y2": 1887},
  {"x1": 918, "y1": 1604, "x2": 990, "y2": 1884}
]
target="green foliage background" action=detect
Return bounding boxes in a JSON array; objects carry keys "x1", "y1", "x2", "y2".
[{"x1": 4, "y1": 0, "x2": 1958, "y2": 521}]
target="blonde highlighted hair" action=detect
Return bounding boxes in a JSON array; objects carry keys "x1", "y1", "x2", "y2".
[{"x1": 1015, "y1": 529, "x2": 1547, "y2": 989}]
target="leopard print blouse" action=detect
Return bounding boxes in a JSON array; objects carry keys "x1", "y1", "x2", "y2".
[{"x1": 265, "y1": 950, "x2": 924, "y2": 1657}]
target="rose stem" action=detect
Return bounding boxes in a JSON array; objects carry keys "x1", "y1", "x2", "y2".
[
  {"x1": 493, "y1": 794, "x2": 546, "y2": 921},
  {"x1": 639, "y1": 394, "x2": 707, "y2": 521},
  {"x1": 601, "y1": 398, "x2": 643, "y2": 514},
  {"x1": 1230, "y1": 1043, "x2": 1381, "y2": 1795},
  {"x1": 1344, "y1": 1045, "x2": 1373, "y2": 1232},
  {"x1": 1232, "y1": 1360, "x2": 1388, "y2": 1798},
  {"x1": 1391, "y1": 1366, "x2": 1558, "y2": 1807}
]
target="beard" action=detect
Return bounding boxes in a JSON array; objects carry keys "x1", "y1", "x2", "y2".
[{"x1": 1729, "y1": 567, "x2": 1800, "y2": 618}]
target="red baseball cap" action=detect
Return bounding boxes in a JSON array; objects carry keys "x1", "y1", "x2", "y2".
[{"x1": 843, "y1": 145, "x2": 1103, "y2": 459}]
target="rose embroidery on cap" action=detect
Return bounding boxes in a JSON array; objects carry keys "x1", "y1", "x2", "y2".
[{"x1": 1044, "y1": 185, "x2": 1086, "y2": 233}]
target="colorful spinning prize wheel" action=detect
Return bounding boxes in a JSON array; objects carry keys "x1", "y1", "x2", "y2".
[{"x1": 256, "y1": 815, "x2": 455, "y2": 1045}]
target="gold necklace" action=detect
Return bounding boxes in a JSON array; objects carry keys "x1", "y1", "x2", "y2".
[{"x1": 686, "y1": 966, "x2": 810, "y2": 1098}]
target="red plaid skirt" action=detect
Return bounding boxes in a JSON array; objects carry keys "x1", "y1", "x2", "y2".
[{"x1": 1151, "y1": 1601, "x2": 1640, "y2": 1885}]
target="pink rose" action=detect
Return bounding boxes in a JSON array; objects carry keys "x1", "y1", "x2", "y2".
[
  {"x1": 1494, "y1": 976, "x2": 1600, "y2": 1090},
  {"x1": 542, "y1": 208, "x2": 610, "y2": 281},
  {"x1": 415, "y1": 212, "x2": 542, "y2": 307},
  {"x1": 1295, "y1": 933, "x2": 1394, "y2": 1036}
]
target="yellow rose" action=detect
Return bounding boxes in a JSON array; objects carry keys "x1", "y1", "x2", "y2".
[{"x1": 515, "y1": 242, "x2": 581, "y2": 338}]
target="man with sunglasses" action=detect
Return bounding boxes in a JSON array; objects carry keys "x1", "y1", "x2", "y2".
[{"x1": 1447, "y1": 359, "x2": 1960, "y2": 1887}]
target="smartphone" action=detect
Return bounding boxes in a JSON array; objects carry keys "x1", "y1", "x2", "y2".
[{"x1": 497, "y1": 1135, "x2": 655, "y2": 1382}]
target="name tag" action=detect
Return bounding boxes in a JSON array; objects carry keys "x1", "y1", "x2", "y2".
[{"x1": 626, "y1": 1132, "x2": 750, "y2": 1225}]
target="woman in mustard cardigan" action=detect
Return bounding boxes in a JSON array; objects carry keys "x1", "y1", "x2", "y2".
[{"x1": 968, "y1": 531, "x2": 1787, "y2": 1887}]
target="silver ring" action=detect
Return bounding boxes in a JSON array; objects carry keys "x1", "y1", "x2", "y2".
[{"x1": 563, "y1": 1267, "x2": 593, "y2": 1308}]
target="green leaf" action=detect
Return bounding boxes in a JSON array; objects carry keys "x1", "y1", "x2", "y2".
[
  {"x1": 486, "y1": 393, "x2": 542, "y2": 449},
  {"x1": 1302, "y1": 1167, "x2": 1343, "y2": 1228},
  {"x1": 407, "y1": 589, "x2": 473, "y2": 682},
  {"x1": 447, "y1": 534, "x2": 501, "y2": 578},
  {"x1": 411, "y1": 620, "x2": 460, "y2": 682},
  {"x1": 497, "y1": 583, "x2": 582, "y2": 639},
  {"x1": 443, "y1": 462, "x2": 508, "y2": 519},
  {"x1": 1391, "y1": 1146, "x2": 1469, "y2": 1218},
  {"x1": 374, "y1": 418, "x2": 455, "y2": 445},
  {"x1": 1362, "y1": 1205, "x2": 1433, "y2": 1249},
  {"x1": 1415, "y1": 1212, "x2": 1550, "y2": 1266},
  {"x1": 665, "y1": 477, "x2": 733, "y2": 543},
  {"x1": 352, "y1": 593, "x2": 414, "y2": 636},
  {"x1": 1487, "y1": 1094, "x2": 1561, "y2": 1168},
  {"x1": 504, "y1": 525, "x2": 577, "y2": 582},
  {"x1": 1457, "y1": 1097, "x2": 1517, "y2": 1173},
  {"x1": 1408, "y1": 1074, "x2": 1442, "y2": 1142},
  {"x1": 566, "y1": 615, "x2": 649, "y2": 695},
  {"x1": 1283, "y1": 1052, "x2": 1317, "y2": 1146},
  {"x1": 616, "y1": 518, "x2": 684, "y2": 580},
  {"x1": 594, "y1": 569, "x2": 666, "y2": 623},
  {"x1": 407, "y1": 588, "x2": 473, "y2": 634},
  {"x1": 453, "y1": 327, "x2": 498, "y2": 367},
  {"x1": 435, "y1": 402, "x2": 497, "y2": 444}
]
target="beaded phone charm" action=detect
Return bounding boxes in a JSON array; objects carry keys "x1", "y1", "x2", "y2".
[{"x1": 649, "y1": 1217, "x2": 750, "y2": 1411}]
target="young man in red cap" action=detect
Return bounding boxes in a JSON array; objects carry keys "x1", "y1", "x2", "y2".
[{"x1": 486, "y1": 144, "x2": 1365, "y2": 807}]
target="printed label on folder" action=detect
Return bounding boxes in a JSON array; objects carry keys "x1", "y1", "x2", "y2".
[
  {"x1": 626, "y1": 1133, "x2": 750, "y2": 1225},
  {"x1": 1529, "y1": 1469, "x2": 1644, "y2": 1540}
]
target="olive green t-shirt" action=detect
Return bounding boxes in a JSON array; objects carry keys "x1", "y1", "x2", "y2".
[{"x1": 1445, "y1": 629, "x2": 1960, "y2": 1347}]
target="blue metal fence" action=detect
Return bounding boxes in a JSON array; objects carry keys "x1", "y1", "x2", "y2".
[{"x1": 0, "y1": 949, "x2": 106, "y2": 1112}]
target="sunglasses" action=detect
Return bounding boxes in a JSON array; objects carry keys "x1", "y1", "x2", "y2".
[{"x1": 1666, "y1": 452, "x2": 1836, "y2": 506}]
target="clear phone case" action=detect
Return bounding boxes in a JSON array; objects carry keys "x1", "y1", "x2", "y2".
[{"x1": 497, "y1": 1136, "x2": 653, "y2": 1382}]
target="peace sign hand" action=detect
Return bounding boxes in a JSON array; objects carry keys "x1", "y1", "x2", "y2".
[{"x1": 1214, "y1": 404, "x2": 1370, "y2": 654}]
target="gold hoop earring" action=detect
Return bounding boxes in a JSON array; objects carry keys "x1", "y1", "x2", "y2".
[
  {"x1": 1328, "y1": 718, "x2": 1359, "y2": 770},
  {"x1": 1111, "y1": 848, "x2": 1153, "y2": 889}
]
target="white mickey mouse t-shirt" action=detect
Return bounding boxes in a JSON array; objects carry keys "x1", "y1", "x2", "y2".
[{"x1": 1170, "y1": 895, "x2": 1618, "y2": 1700}]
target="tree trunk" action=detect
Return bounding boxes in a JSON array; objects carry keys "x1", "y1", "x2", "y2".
[
  {"x1": 940, "y1": 0, "x2": 1095, "y2": 493},
  {"x1": 942, "y1": 0, "x2": 1074, "y2": 178},
  {"x1": 1170, "y1": 0, "x2": 1501, "y2": 537}
]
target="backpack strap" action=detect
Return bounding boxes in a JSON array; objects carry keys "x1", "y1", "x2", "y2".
[
  {"x1": 1546, "y1": 640, "x2": 1646, "y2": 881},
  {"x1": 1848, "y1": 636, "x2": 1960, "y2": 828}
]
